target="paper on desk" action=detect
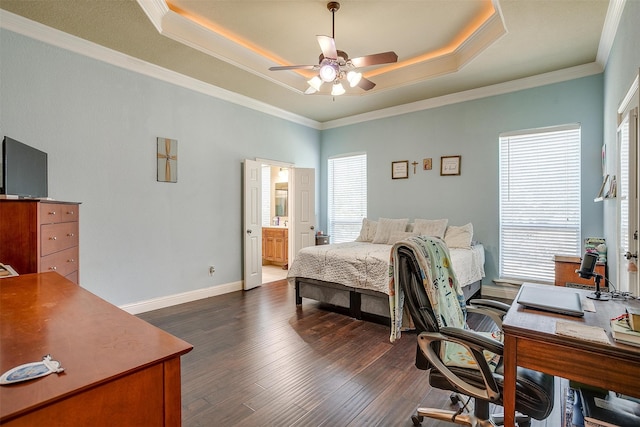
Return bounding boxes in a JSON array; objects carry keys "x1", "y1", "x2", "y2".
[
  {"x1": 582, "y1": 298, "x2": 596, "y2": 312},
  {"x1": 555, "y1": 321, "x2": 610, "y2": 345}
]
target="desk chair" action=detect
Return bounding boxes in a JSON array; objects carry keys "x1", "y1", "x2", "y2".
[{"x1": 392, "y1": 240, "x2": 554, "y2": 427}]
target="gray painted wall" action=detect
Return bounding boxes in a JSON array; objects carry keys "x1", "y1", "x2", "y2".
[
  {"x1": 0, "y1": 30, "x2": 320, "y2": 305},
  {"x1": 320, "y1": 75, "x2": 605, "y2": 284},
  {"x1": 603, "y1": 0, "x2": 640, "y2": 288}
]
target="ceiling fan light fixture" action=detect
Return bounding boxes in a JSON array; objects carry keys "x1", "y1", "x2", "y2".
[
  {"x1": 307, "y1": 76, "x2": 323, "y2": 91},
  {"x1": 331, "y1": 82, "x2": 345, "y2": 96},
  {"x1": 347, "y1": 71, "x2": 362, "y2": 87},
  {"x1": 319, "y1": 62, "x2": 339, "y2": 82}
]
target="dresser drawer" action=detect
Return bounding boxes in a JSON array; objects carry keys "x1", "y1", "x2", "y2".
[
  {"x1": 41, "y1": 222, "x2": 79, "y2": 256},
  {"x1": 39, "y1": 203, "x2": 79, "y2": 224},
  {"x1": 40, "y1": 246, "x2": 79, "y2": 277}
]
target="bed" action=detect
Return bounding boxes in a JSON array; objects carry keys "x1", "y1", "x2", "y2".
[{"x1": 287, "y1": 239, "x2": 485, "y2": 320}]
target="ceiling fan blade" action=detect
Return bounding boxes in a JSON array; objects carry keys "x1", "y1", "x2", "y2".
[
  {"x1": 357, "y1": 77, "x2": 376, "y2": 91},
  {"x1": 269, "y1": 65, "x2": 317, "y2": 71},
  {"x1": 350, "y1": 51, "x2": 398, "y2": 68},
  {"x1": 317, "y1": 35, "x2": 338, "y2": 59}
]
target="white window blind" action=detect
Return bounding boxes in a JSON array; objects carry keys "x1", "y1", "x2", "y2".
[
  {"x1": 619, "y1": 114, "x2": 630, "y2": 254},
  {"x1": 499, "y1": 125, "x2": 581, "y2": 282},
  {"x1": 261, "y1": 165, "x2": 271, "y2": 227},
  {"x1": 328, "y1": 154, "x2": 367, "y2": 243}
]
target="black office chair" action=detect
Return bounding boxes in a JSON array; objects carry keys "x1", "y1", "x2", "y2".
[{"x1": 392, "y1": 240, "x2": 554, "y2": 427}]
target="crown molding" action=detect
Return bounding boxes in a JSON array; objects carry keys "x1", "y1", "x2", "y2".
[
  {"x1": 0, "y1": 10, "x2": 322, "y2": 130},
  {"x1": 321, "y1": 62, "x2": 604, "y2": 130},
  {"x1": 596, "y1": 0, "x2": 626, "y2": 67}
]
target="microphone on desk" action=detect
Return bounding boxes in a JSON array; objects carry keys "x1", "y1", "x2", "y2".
[{"x1": 575, "y1": 252, "x2": 610, "y2": 301}]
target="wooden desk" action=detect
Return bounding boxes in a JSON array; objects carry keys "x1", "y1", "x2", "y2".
[
  {"x1": 502, "y1": 283, "x2": 640, "y2": 427},
  {"x1": 0, "y1": 272, "x2": 193, "y2": 426}
]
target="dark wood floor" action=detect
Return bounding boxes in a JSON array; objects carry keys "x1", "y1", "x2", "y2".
[{"x1": 138, "y1": 280, "x2": 558, "y2": 426}]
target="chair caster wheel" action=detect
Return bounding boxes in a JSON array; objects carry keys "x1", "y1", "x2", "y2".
[{"x1": 411, "y1": 414, "x2": 423, "y2": 426}]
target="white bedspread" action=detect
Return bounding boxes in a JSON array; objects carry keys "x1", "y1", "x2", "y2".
[{"x1": 287, "y1": 241, "x2": 484, "y2": 295}]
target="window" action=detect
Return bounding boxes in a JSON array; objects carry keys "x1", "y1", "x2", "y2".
[
  {"x1": 328, "y1": 154, "x2": 367, "y2": 243},
  {"x1": 499, "y1": 124, "x2": 581, "y2": 282}
]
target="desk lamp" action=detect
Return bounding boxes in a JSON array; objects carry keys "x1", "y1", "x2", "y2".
[{"x1": 576, "y1": 252, "x2": 610, "y2": 301}]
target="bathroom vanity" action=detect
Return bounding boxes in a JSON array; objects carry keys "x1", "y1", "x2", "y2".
[{"x1": 262, "y1": 227, "x2": 288, "y2": 267}]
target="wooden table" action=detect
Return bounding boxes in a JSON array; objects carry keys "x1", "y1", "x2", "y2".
[
  {"x1": 0, "y1": 272, "x2": 193, "y2": 426},
  {"x1": 502, "y1": 283, "x2": 640, "y2": 427}
]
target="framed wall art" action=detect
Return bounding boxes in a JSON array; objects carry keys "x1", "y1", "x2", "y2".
[
  {"x1": 157, "y1": 137, "x2": 177, "y2": 183},
  {"x1": 423, "y1": 158, "x2": 432, "y2": 170},
  {"x1": 392, "y1": 160, "x2": 409, "y2": 179},
  {"x1": 440, "y1": 155, "x2": 461, "y2": 176}
]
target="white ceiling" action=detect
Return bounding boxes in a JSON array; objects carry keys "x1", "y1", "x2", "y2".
[{"x1": 0, "y1": 0, "x2": 616, "y2": 125}]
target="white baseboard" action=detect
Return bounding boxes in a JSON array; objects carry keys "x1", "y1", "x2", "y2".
[
  {"x1": 119, "y1": 280, "x2": 244, "y2": 315},
  {"x1": 481, "y1": 283, "x2": 520, "y2": 301}
]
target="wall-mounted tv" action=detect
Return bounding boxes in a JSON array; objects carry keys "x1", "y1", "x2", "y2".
[{"x1": 1, "y1": 136, "x2": 48, "y2": 198}]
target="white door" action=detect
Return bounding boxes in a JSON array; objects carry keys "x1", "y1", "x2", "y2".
[
  {"x1": 290, "y1": 168, "x2": 315, "y2": 265},
  {"x1": 243, "y1": 159, "x2": 262, "y2": 290},
  {"x1": 618, "y1": 107, "x2": 639, "y2": 294}
]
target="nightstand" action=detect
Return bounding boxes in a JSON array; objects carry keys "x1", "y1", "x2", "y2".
[{"x1": 315, "y1": 235, "x2": 330, "y2": 245}]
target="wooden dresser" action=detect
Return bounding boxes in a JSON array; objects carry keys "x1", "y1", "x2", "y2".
[
  {"x1": 554, "y1": 255, "x2": 606, "y2": 288},
  {"x1": 0, "y1": 200, "x2": 80, "y2": 284},
  {"x1": 0, "y1": 272, "x2": 193, "y2": 426},
  {"x1": 262, "y1": 227, "x2": 288, "y2": 267}
]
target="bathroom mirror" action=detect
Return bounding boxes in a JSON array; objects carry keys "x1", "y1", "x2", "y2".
[{"x1": 275, "y1": 182, "x2": 288, "y2": 217}]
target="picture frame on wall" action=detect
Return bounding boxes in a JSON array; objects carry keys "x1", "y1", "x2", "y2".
[
  {"x1": 392, "y1": 160, "x2": 409, "y2": 179},
  {"x1": 440, "y1": 155, "x2": 461, "y2": 176}
]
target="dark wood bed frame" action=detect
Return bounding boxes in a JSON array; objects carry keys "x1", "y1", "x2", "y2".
[{"x1": 295, "y1": 277, "x2": 482, "y2": 320}]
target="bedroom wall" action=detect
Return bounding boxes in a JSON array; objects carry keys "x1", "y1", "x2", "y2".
[
  {"x1": 602, "y1": 0, "x2": 640, "y2": 288},
  {"x1": 319, "y1": 74, "x2": 605, "y2": 285},
  {"x1": 0, "y1": 29, "x2": 320, "y2": 306}
]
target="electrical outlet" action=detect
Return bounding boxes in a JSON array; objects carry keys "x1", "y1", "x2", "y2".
[{"x1": 209, "y1": 266, "x2": 215, "y2": 276}]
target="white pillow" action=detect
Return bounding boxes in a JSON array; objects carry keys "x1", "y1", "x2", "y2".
[
  {"x1": 444, "y1": 223, "x2": 474, "y2": 249},
  {"x1": 413, "y1": 218, "x2": 448, "y2": 238},
  {"x1": 355, "y1": 218, "x2": 378, "y2": 242},
  {"x1": 387, "y1": 231, "x2": 415, "y2": 245},
  {"x1": 372, "y1": 218, "x2": 409, "y2": 244}
]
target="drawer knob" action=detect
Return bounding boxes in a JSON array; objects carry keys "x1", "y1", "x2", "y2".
[
  {"x1": 49, "y1": 266, "x2": 57, "y2": 271},
  {"x1": 49, "y1": 236, "x2": 57, "y2": 240},
  {"x1": 48, "y1": 211, "x2": 56, "y2": 215},
  {"x1": 67, "y1": 233, "x2": 75, "y2": 237},
  {"x1": 67, "y1": 211, "x2": 74, "y2": 215},
  {"x1": 67, "y1": 259, "x2": 75, "y2": 263}
]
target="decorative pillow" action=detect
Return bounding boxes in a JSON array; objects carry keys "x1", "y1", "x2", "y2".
[
  {"x1": 387, "y1": 231, "x2": 415, "y2": 245},
  {"x1": 444, "y1": 223, "x2": 474, "y2": 249},
  {"x1": 372, "y1": 218, "x2": 409, "y2": 244},
  {"x1": 413, "y1": 218, "x2": 448, "y2": 238},
  {"x1": 355, "y1": 218, "x2": 378, "y2": 242}
]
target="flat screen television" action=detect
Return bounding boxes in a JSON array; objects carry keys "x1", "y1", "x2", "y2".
[{"x1": 1, "y1": 136, "x2": 48, "y2": 198}]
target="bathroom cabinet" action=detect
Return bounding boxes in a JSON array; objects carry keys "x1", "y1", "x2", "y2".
[{"x1": 262, "y1": 227, "x2": 288, "y2": 267}]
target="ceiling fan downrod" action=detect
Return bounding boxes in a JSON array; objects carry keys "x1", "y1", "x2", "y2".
[{"x1": 328, "y1": 2, "x2": 340, "y2": 39}]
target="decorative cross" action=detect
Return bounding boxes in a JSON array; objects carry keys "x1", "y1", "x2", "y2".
[
  {"x1": 412, "y1": 161, "x2": 418, "y2": 174},
  {"x1": 157, "y1": 138, "x2": 177, "y2": 182}
]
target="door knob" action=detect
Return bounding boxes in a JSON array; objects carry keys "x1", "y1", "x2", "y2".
[
  {"x1": 625, "y1": 251, "x2": 637, "y2": 260},
  {"x1": 310, "y1": 226, "x2": 315, "y2": 230},
  {"x1": 246, "y1": 229, "x2": 252, "y2": 234}
]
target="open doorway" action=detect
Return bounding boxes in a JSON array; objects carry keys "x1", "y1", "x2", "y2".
[
  {"x1": 243, "y1": 159, "x2": 316, "y2": 290},
  {"x1": 261, "y1": 163, "x2": 290, "y2": 284}
]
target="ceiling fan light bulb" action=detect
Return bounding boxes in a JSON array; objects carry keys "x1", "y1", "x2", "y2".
[
  {"x1": 319, "y1": 63, "x2": 338, "y2": 82},
  {"x1": 331, "y1": 82, "x2": 345, "y2": 96},
  {"x1": 347, "y1": 71, "x2": 362, "y2": 87},
  {"x1": 307, "y1": 76, "x2": 323, "y2": 91}
]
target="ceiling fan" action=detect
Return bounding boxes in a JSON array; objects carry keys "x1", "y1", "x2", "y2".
[{"x1": 269, "y1": 1, "x2": 398, "y2": 96}]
